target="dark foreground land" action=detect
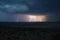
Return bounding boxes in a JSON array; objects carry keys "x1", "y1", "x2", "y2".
[{"x1": 0, "y1": 22, "x2": 60, "y2": 40}]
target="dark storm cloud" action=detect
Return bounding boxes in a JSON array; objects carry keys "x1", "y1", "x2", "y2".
[
  {"x1": 0, "y1": 0, "x2": 60, "y2": 13},
  {"x1": 0, "y1": 0, "x2": 48, "y2": 13},
  {"x1": 48, "y1": 0, "x2": 60, "y2": 12},
  {"x1": 0, "y1": 0, "x2": 60, "y2": 22}
]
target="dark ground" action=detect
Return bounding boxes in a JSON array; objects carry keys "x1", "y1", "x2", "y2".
[{"x1": 0, "y1": 22, "x2": 60, "y2": 40}]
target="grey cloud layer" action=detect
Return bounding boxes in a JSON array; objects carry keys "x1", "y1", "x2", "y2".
[{"x1": 0, "y1": 4, "x2": 29, "y2": 13}]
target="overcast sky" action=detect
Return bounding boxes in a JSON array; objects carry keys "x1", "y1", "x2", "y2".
[{"x1": 0, "y1": 0, "x2": 60, "y2": 22}]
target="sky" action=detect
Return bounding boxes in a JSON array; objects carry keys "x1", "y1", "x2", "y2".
[{"x1": 0, "y1": 0, "x2": 60, "y2": 22}]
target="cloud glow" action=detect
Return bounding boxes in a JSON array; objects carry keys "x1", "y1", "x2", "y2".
[{"x1": 27, "y1": 15, "x2": 47, "y2": 22}]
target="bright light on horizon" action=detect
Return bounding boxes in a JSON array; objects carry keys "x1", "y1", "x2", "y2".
[
  {"x1": 28, "y1": 15, "x2": 37, "y2": 22},
  {"x1": 15, "y1": 14, "x2": 47, "y2": 22},
  {"x1": 28, "y1": 15, "x2": 47, "y2": 22}
]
